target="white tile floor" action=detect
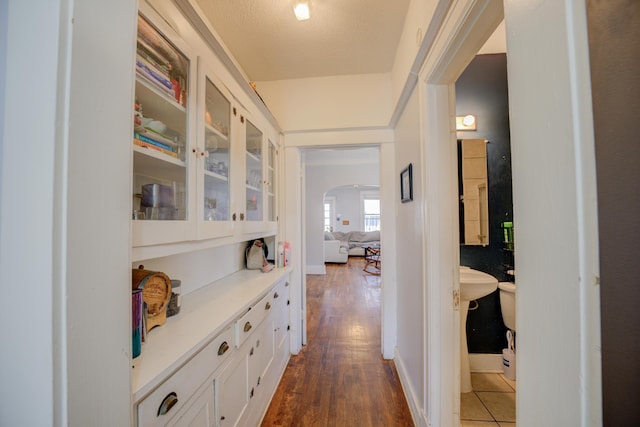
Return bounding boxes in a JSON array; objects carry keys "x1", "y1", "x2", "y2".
[{"x1": 460, "y1": 373, "x2": 516, "y2": 427}]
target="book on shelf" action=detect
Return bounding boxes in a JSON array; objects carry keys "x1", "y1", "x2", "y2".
[
  {"x1": 136, "y1": 68, "x2": 175, "y2": 98},
  {"x1": 137, "y1": 38, "x2": 172, "y2": 73},
  {"x1": 136, "y1": 58, "x2": 173, "y2": 91},
  {"x1": 136, "y1": 54, "x2": 171, "y2": 85},
  {"x1": 134, "y1": 131, "x2": 178, "y2": 150},
  {"x1": 133, "y1": 138, "x2": 178, "y2": 158},
  {"x1": 137, "y1": 16, "x2": 181, "y2": 69}
]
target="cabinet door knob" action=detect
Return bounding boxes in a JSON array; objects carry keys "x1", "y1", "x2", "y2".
[
  {"x1": 273, "y1": 292, "x2": 279, "y2": 299},
  {"x1": 233, "y1": 107, "x2": 237, "y2": 116},
  {"x1": 218, "y1": 341, "x2": 229, "y2": 356},
  {"x1": 241, "y1": 115, "x2": 245, "y2": 124},
  {"x1": 232, "y1": 213, "x2": 237, "y2": 221},
  {"x1": 244, "y1": 321, "x2": 252, "y2": 332},
  {"x1": 250, "y1": 387, "x2": 254, "y2": 398},
  {"x1": 265, "y1": 302, "x2": 271, "y2": 310},
  {"x1": 157, "y1": 392, "x2": 178, "y2": 416},
  {"x1": 249, "y1": 347, "x2": 254, "y2": 356},
  {"x1": 239, "y1": 213, "x2": 245, "y2": 221}
]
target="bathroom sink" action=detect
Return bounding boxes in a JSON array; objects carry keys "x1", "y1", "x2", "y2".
[
  {"x1": 459, "y1": 267, "x2": 499, "y2": 393},
  {"x1": 459, "y1": 267, "x2": 498, "y2": 301}
]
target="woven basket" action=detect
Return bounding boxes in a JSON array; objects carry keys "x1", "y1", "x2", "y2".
[{"x1": 132, "y1": 266, "x2": 172, "y2": 330}]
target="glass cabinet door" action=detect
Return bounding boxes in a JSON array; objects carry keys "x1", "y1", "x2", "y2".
[
  {"x1": 202, "y1": 76, "x2": 231, "y2": 225},
  {"x1": 245, "y1": 120, "x2": 263, "y2": 222},
  {"x1": 132, "y1": 13, "x2": 193, "y2": 246},
  {"x1": 266, "y1": 139, "x2": 277, "y2": 223}
]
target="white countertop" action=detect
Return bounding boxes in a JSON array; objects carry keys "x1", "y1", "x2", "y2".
[{"x1": 131, "y1": 266, "x2": 292, "y2": 402}]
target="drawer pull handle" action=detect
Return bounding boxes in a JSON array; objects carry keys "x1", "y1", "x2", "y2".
[
  {"x1": 250, "y1": 347, "x2": 254, "y2": 356},
  {"x1": 250, "y1": 387, "x2": 254, "y2": 398},
  {"x1": 273, "y1": 292, "x2": 279, "y2": 299},
  {"x1": 244, "y1": 321, "x2": 252, "y2": 332},
  {"x1": 265, "y1": 302, "x2": 271, "y2": 310},
  {"x1": 218, "y1": 341, "x2": 230, "y2": 356},
  {"x1": 157, "y1": 392, "x2": 178, "y2": 417}
]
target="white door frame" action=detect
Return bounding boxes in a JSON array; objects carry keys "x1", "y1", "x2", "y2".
[
  {"x1": 416, "y1": 2, "x2": 504, "y2": 424},
  {"x1": 283, "y1": 136, "x2": 397, "y2": 358},
  {"x1": 416, "y1": 0, "x2": 601, "y2": 425}
]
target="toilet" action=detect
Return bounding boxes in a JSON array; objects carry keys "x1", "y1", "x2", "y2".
[
  {"x1": 498, "y1": 282, "x2": 516, "y2": 331},
  {"x1": 499, "y1": 282, "x2": 516, "y2": 380}
]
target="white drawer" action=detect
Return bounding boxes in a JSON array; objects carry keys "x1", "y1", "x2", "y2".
[
  {"x1": 271, "y1": 278, "x2": 288, "y2": 308},
  {"x1": 137, "y1": 326, "x2": 233, "y2": 427},
  {"x1": 235, "y1": 292, "x2": 272, "y2": 348},
  {"x1": 207, "y1": 325, "x2": 234, "y2": 370}
]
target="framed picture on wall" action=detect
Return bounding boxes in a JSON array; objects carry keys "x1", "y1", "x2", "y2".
[{"x1": 400, "y1": 163, "x2": 413, "y2": 203}]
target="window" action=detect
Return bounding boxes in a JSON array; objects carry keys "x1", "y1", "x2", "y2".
[
  {"x1": 363, "y1": 198, "x2": 380, "y2": 231},
  {"x1": 324, "y1": 197, "x2": 335, "y2": 231}
]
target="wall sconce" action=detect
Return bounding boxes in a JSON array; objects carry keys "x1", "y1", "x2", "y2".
[
  {"x1": 456, "y1": 114, "x2": 477, "y2": 131},
  {"x1": 293, "y1": 1, "x2": 310, "y2": 20}
]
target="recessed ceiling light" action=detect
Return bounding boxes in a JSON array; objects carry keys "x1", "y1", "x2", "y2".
[{"x1": 293, "y1": 1, "x2": 310, "y2": 21}]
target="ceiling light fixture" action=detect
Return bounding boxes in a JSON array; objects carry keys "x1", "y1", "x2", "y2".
[{"x1": 293, "y1": 1, "x2": 310, "y2": 20}]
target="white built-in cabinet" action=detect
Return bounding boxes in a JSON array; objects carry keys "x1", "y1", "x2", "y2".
[
  {"x1": 131, "y1": 4, "x2": 287, "y2": 427},
  {"x1": 133, "y1": 271, "x2": 291, "y2": 427},
  {"x1": 132, "y1": 8, "x2": 278, "y2": 253}
]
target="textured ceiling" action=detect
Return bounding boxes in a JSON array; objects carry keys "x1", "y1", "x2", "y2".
[{"x1": 195, "y1": 0, "x2": 411, "y2": 81}]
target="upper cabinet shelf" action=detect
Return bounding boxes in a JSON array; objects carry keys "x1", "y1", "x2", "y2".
[
  {"x1": 136, "y1": 14, "x2": 188, "y2": 107},
  {"x1": 132, "y1": 12, "x2": 193, "y2": 247},
  {"x1": 131, "y1": 6, "x2": 279, "y2": 260}
]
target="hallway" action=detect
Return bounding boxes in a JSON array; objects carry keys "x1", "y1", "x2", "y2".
[{"x1": 261, "y1": 258, "x2": 414, "y2": 426}]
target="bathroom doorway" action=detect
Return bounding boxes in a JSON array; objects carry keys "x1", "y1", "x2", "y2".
[
  {"x1": 454, "y1": 29, "x2": 517, "y2": 425},
  {"x1": 417, "y1": 0, "x2": 600, "y2": 425}
]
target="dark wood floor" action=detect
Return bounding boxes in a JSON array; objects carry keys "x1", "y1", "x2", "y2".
[{"x1": 261, "y1": 257, "x2": 415, "y2": 426}]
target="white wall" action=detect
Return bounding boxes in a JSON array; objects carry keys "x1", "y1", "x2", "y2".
[
  {"x1": 135, "y1": 243, "x2": 246, "y2": 295},
  {"x1": 391, "y1": 0, "x2": 440, "y2": 107},
  {"x1": 504, "y1": 0, "x2": 601, "y2": 424},
  {"x1": 325, "y1": 187, "x2": 380, "y2": 233},
  {"x1": 1, "y1": 2, "x2": 62, "y2": 424},
  {"x1": 392, "y1": 89, "x2": 426, "y2": 414},
  {"x1": 305, "y1": 159, "x2": 379, "y2": 271},
  {"x1": 256, "y1": 74, "x2": 392, "y2": 131},
  {"x1": 0, "y1": 1, "x2": 137, "y2": 426}
]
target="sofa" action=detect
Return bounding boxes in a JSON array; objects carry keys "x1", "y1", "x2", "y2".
[{"x1": 324, "y1": 230, "x2": 380, "y2": 263}]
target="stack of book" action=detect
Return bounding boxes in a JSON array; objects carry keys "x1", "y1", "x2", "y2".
[
  {"x1": 133, "y1": 131, "x2": 178, "y2": 158},
  {"x1": 136, "y1": 36, "x2": 179, "y2": 101}
]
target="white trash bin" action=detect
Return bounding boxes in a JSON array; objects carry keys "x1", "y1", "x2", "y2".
[{"x1": 502, "y1": 348, "x2": 516, "y2": 380}]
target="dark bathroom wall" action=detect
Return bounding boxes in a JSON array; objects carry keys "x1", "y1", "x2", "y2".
[
  {"x1": 456, "y1": 54, "x2": 513, "y2": 354},
  {"x1": 587, "y1": 1, "x2": 640, "y2": 425}
]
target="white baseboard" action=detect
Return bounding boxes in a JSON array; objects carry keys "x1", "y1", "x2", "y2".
[
  {"x1": 394, "y1": 348, "x2": 429, "y2": 427},
  {"x1": 469, "y1": 353, "x2": 505, "y2": 373},
  {"x1": 305, "y1": 264, "x2": 326, "y2": 275}
]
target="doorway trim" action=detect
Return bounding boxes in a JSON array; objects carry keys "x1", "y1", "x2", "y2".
[
  {"x1": 413, "y1": 2, "x2": 505, "y2": 425},
  {"x1": 283, "y1": 130, "x2": 396, "y2": 359},
  {"x1": 413, "y1": 0, "x2": 601, "y2": 425}
]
